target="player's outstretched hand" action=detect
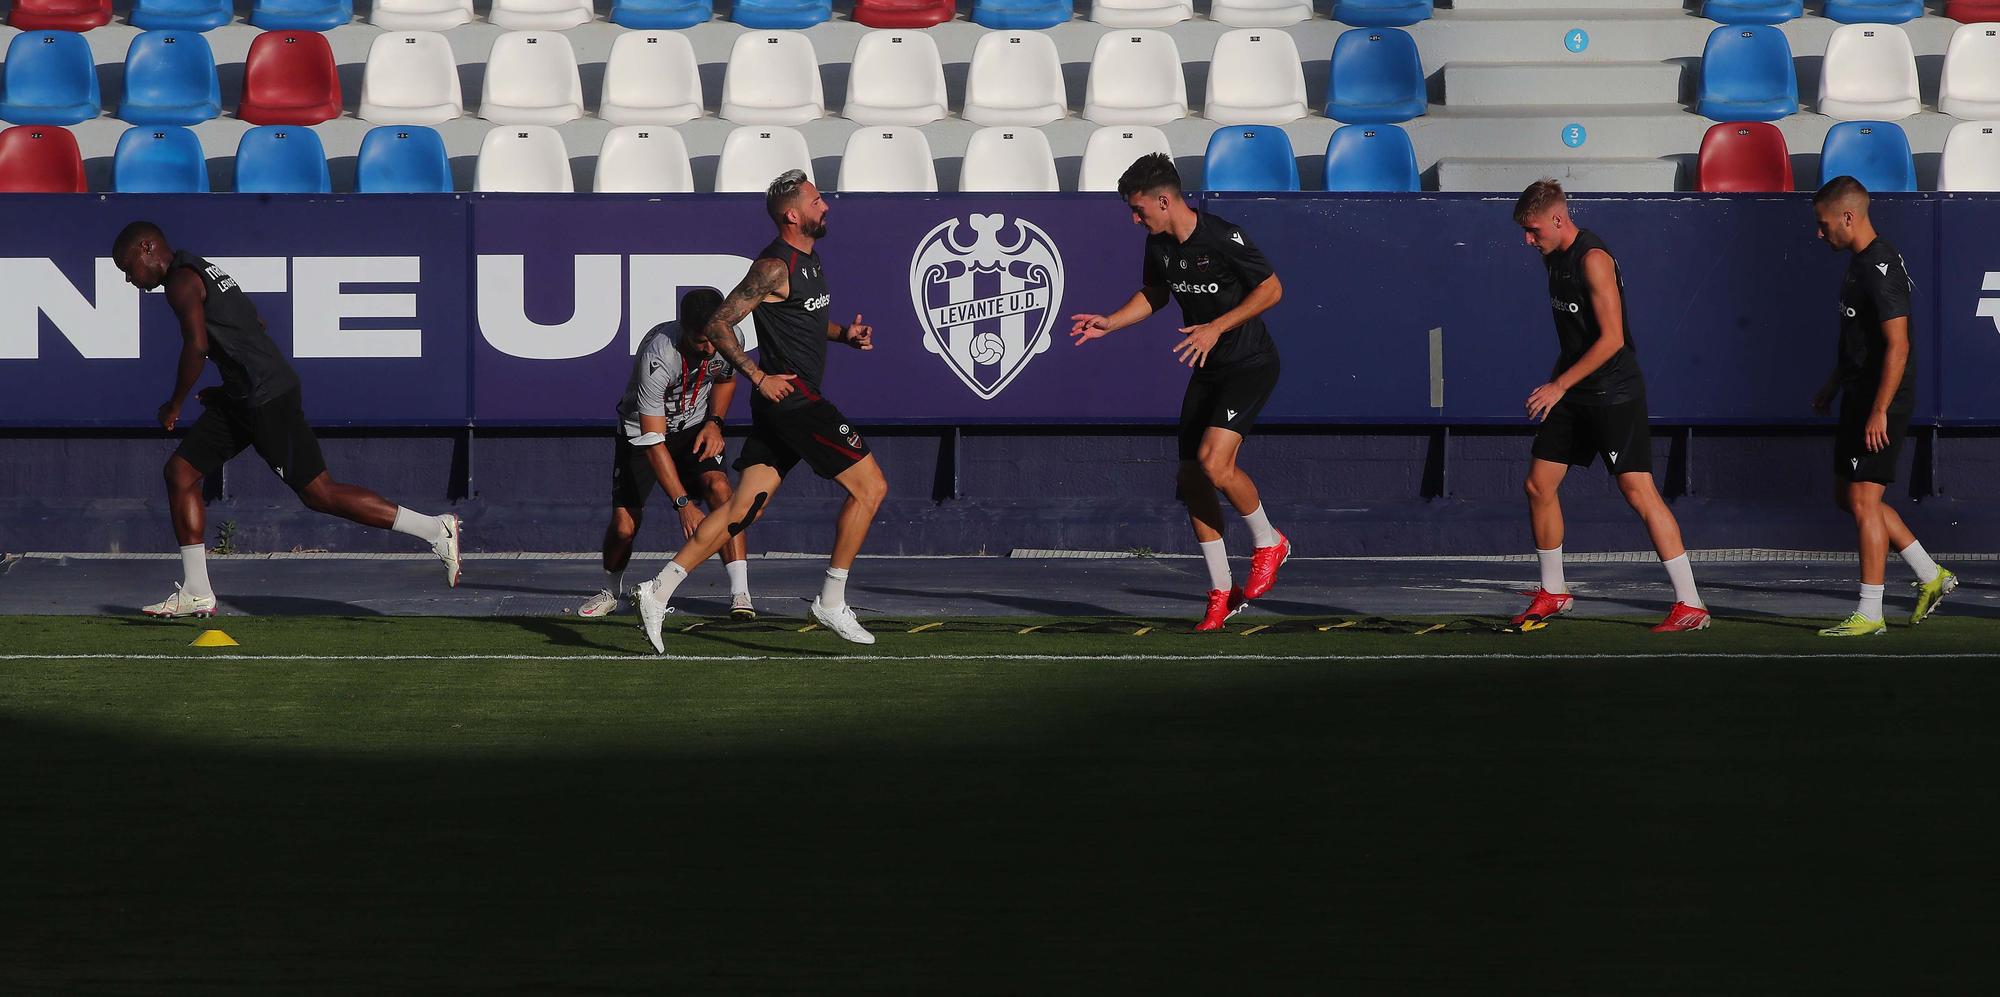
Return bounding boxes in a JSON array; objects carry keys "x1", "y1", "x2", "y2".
[
  {"x1": 1070, "y1": 314, "x2": 1110, "y2": 345},
  {"x1": 693, "y1": 422, "x2": 725, "y2": 461},
  {"x1": 756, "y1": 373, "x2": 796, "y2": 403},
  {"x1": 1173, "y1": 324, "x2": 1221, "y2": 368},
  {"x1": 156, "y1": 401, "x2": 181, "y2": 432},
  {"x1": 1526, "y1": 382, "x2": 1566, "y2": 422},
  {"x1": 678, "y1": 503, "x2": 706, "y2": 540},
  {"x1": 845, "y1": 315, "x2": 873, "y2": 351},
  {"x1": 1865, "y1": 410, "x2": 1890, "y2": 453}
]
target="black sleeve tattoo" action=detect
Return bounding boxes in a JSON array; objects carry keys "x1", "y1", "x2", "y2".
[{"x1": 707, "y1": 258, "x2": 787, "y2": 379}]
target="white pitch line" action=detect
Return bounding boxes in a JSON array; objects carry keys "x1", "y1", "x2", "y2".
[{"x1": 2, "y1": 652, "x2": 1997, "y2": 663}]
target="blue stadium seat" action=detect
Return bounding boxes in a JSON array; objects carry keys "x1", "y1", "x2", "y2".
[
  {"x1": 1327, "y1": 28, "x2": 1426, "y2": 124},
  {"x1": 249, "y1": 0, "x2": 352, "y2": 30},
  {"x1": 1820, "y1": 120, "x2": 1915, "y2": 193},
  {"x1": 972, "y1": 0, "x2": 1071, "y2": 29},
  {"x1": 113, "y1": 125, "x2": 210, "y2": 192},
  {"x1": 356, "y1": 125, "x2": 453, "y2": 193},
  {"x1": 610, "y1": 0, "x2": 713, "y2": 27},
  {"x1": 0, "y1": 31, "x2": 101, "y2": 126},
  {"x1": 1332, "y1": 0, "x2": 1431, "y2": 27},
  {"x1": 119, "y1": 31, "x2": 221, "y2": 126},
  {"x1": 1696, "y1": 25, "x2": 1798, "y2": 122},
  {"x1": 731, "y1": 0, "x2": 831, "y2": 28},
  {"x1": 1204, "y1": 125, "x2": 1300, "y2": 192},
  {"x1": 1822, "y1": 0, "x2": 1923, "y2": 23},
  {"x1": 1701, "y1": 0, "x2": 1801, "y2": 23},
  {"x1": 130, "y1": 0, "x2": 233, "y2": 30},
  {"x1": 234, "y1": 125, "x2": 331, "y2": 193},
  {"x1": 1323, "y1": 123, "x2": 1420, "y2": 192}
]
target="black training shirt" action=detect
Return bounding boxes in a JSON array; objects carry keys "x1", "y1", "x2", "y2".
[
  {"x1": 1543, "y1": 229, "x2": 1643, "y2": 406},
  {"x1": 172, "y1": 250, "x2": 298, "y2": 406},
  {"x1": 751, "y1": 237, "x2": 834, "y2": 394},
  {"x1": 1141, "y1": 211, "x2": 1279, "y2": 374},
  {"x1": 1837, "y1": 237, "x2": 1916, "y2": 414}
]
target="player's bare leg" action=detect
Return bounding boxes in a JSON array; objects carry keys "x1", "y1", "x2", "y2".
[
  {"x1": 1181, "y1": 456, "x2": 1246, "y2": 631},
  {"x1": 805, "y1": 456, "x2": 888, "y2": 644},
  {"x1": 702, "y1": 471, "x2": 755, "y2": 620},
  {"x1": 638, "y1": 464, "x2": 784, "y2": 650},
  {"x1": 166, "y1": 455, "x2": 206, "y2": 548},
  {"x1": 1836, "y1": 481, "x2": 1954, "y2": 625},
  {"x1": 1198, "y1": 428, "x2": 1290, "y2": 600},
  {"x1": 1618, "y1": 471, "x2": 1709, "y2": 631},
  {"x1": 299, "y1": 471, "x2": 461, "y2": 586},
  {"x1": 1822, "y1": 480, "x2": 1896, "y2": 636},
  {"x1": 1514, "y1": 458, "x2": 1575, "y2": 626},
  {"x1": 581, "y1": 507, "x2": 642, "y2": 617},
  {"x1": 145, "y1": 455, "x2": 219, "y2": 618}
]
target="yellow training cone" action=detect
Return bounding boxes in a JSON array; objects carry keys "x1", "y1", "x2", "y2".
[{"x1": 189, "y1": 629, "x2": 239, "y2": 648}]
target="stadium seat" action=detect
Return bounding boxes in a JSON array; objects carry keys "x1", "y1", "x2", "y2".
[
  {"x1": 8, "y1": 0, "x2": 112, "y2": 31},
  {"x1": 1695, "y1": 121, "x2": 1792, "y2": 192},
  {"x1": 359, "y1": 32, "x2": 463, "y2": 126},
  {"x1": 248, "y1": 0, "x2": 351, "y2": 30},
  {"x1": 1206, "y1": 29, "x2": 1308, "y2": 126},
  {"x1": 1695, "y1": 26, "x2": 1798, "y2": 122},
  {"x1": 237, "y1": 30, "x2": 341, "y2": 126},
  {"x1": 732, "y1": 0, "x2": 831, "y2": 28},
  {"x1": 963, "y1": 32, "x2": 1068, "y2": 127},
  {"x1": 1938, "y1": 121, "x2": 2000, "y2": 191},
  {"x1": 233, "y1": 125, "x2": 330, "y2": 193},
  {"x1": 1079, "y1": 125, "x2": 1172, "y2": 191},
  {"x1": 113, "y1": 125, "x2": 209, "y2": 192},
  {"x1": 959, "y1": 127, "x2": 1059, "y2": 192},
  {"x1": 119, "y1": 31, "x2": 222, "y2": 126},
  {"x1": 1209, "y1": 0, "x2": 1309, "y2": 26},
  {"x1": 1323, "y1": 123, "x2": 1420, "y2": 192},
  {"x1": 599, "y1": 32, "x2": 704, "y2": 126},
  {"x1": 1332, "y1": 0, "x2": 1431, "y2": 28},
  {"x1": 475, "y1": 125, "x2": 573, "y2": 192},
  {"x1": 1822, "y1": 0, "x2": 1923, "y2": 24},
  {"x1": 372, "y1": 0, "x2": 474, "y2": 30},
  {"x1": 1819, "y1": 120, "x2": 1915, "y2": 192},
  {"x1": 837, "y1": 127, "x2": 938, "y2": 192},
  {"x1": 0, "y1": 31, "x2": 101, "y2": 126},
  {"x1": 720, "y1": 31, "x2": 825, "y2": 126},
  {"x1": 1204, "y1": 125, "x2": 1299, "y2": 192},
  {"x1": 480, "y1": 32, "x2": 584, "y2": 126},
  {"x1": 1941, "y1": 25, "x2": 2000, "y2": 120},
  {"x1": 1947, "y1": 0, "x2": 2000, "y2": 22},
  {"x1": 1701, "y1": 0, "x2": 1801, "y2": 24},
  {"x1": 1818, "y1": 24, "x2": 1920, "y2": 122},
  {"x1": 852, "y1": 0, "x2": 954, "y2": 28},
  {"x1": 594, "y1": 125, "x2": 695, "y2": 193},
  {"x1": 1092, "y1": 0, "x2": 1191, "y2": 28},
  {"x1": 355, "y1": 125, "x2": 453, "y2": 192},
  {"x1": 130, "y1": 0, "x2": 234, "y2": 31},
  {"x1": 971, "y1": 0, "x2": 1071, "y2": 30},
  {"x1": 488, "y1": 0, "x2": 593, "y2": 29},
  {"x1": 844, "y1": 31, "x2": 949, "y2": 127},
  {"x1": 0, "y1": 125, "x2": 86, "y2": 192},
  {"x1": 1327, "y1": 28, "x2": 1427, "y2": 124},
  {"x1": 714, "y1": 125, "x2": 813, "y2": 192},
  {"x1": 610, "y1": 0, "x2": 712, "y2": 28},
  {"x1": 1083, "y1": 31, "x2": 1188, "y2": 126}
]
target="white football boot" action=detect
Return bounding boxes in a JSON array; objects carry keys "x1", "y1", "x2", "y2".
[
  {"x1": 730, "y1": 591, "x2": 756, "y2": 621},
  {"x1": 433, "y1": 514, "x2": 462, "y2": 587},
  {"x1": 635, "y1": 579, "x2": 674, "y2": 653},
  {"x1": 810, "y1": 597, "x2": 875, "y2": 645},
  {"x1": 579, "y1": 589, "x2": 619, "y2": 618},
  {"x1": 142, "y1": 583, "x2": 217, "y2": 619}
]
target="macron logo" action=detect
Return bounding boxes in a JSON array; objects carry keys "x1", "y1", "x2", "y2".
[
  {"x1": 1229, "y1": 233, "x2": 1244, "y2": 246},
  {"x1": 1226, "y1": 409, "x2": 1238, "y2": 420},
  {"x1": 1877, "y1": 263, "x2": 1890, "y2": 276},
  {"x1": 1608, "y1": 451, "x2": 1619, "y2": 464},
  {"x1": 1980, "y1": 273, "x2": 2000, "y2": 334}
]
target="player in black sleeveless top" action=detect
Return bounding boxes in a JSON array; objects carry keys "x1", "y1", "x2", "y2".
[
  {"x1": 1509, "y1": 182, "x2": 1709, "y2": 633},
  {"x1": 111, "y1": 221, "x2": 462, "y2": 618},
  {"x1": 634, "y1": 172, "x2": 886, "y2": 649}
]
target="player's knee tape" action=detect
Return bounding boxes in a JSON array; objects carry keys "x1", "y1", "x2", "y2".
[{"x1": 728, "y1": 492, "x2": 769, "y2": 536}]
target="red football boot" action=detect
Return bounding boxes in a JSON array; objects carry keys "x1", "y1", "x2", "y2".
[
  {"x1": 1510, "y1": 587, "x2": 1575, "y2": 628},
  {"x1": 1196, "y1": 586, "x2": 1248, "y2": 632},
  {"x1": 1244, "y1": 532, "x2": 1291, "y2": 600},
  {"x1": 1650, "y1": 602, "x2": 1712, "y2": 633}
]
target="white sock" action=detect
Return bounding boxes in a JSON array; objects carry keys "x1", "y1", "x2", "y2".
[
  {"x1": 1857, "y1": 582, "x2": 1885, "y2": 622},
  {"x1": 391, "y1": 507, "x2": 447, "y2": 544},
  {"x1": 607, "y1": 568, "x2": 626, "y2": 597},
  {"x1": 821, "y1": 566, "x2": 849, "y2": 610},
  {"x1": 1243, "y1": 505, "x2": 1280, "y2": 548},
  {"x1": 1899, "y1": 540, "x2": 1942, "y2": 584},
  {"x1": 1537, "y1": 546, "x2": 1567, "y2": 595},
  {"x1": 1199, "y1": 539, "x2": 1232, "y2": 591},
  {"x1": 649, "y1": 562, "x2": 688, "y2": 602},
  {"x1": 1661, "y1": 553, "x2": 1703, "y2": 609},
  {"x1": 180, "y1": 543, "x2": 213, "y2": 599},
  {"x1": 725, "y1": 559, "x2": 750, "y2": 597}
]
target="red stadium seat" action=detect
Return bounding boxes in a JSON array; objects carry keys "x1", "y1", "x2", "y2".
[
  {"x1": 0, "y1": 125, "x2": 88, "y2": 192},
  {"x1": 237, "y1": 30, "x2": 343, "y2": 126},
  {"x1": 1947, "y1": 0, "x2": 2000, "y2": 20},
  {"x1": 852, "y1": 0, "x2": 956, "y2": 27},
  {"x1": 1697, "y1": 121, "x2": 1793, "y2": 192},
  {"x1": 7, "y1": 0, "x2": 113, "y2": 30}
]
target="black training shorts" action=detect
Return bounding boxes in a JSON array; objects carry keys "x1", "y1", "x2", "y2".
[
  {"x1": 1177, "y1": 360, "x2": 1280, "y2": 461},
  {"x1": 734, "y1": 384, "x2": 870, "y2": 480},
  {"x1": 1532, "y1": 396, "x2": 1653, "y2": 475},
  {"x1": 174, "y1": 387, "x2": 326, "y2": 492},
  {"x1": 1835, "y1": 396, "x2": 1911, "y2": 486},
  {"x1": 612, "y1": 424, "x2": 729, "y2": 510}
]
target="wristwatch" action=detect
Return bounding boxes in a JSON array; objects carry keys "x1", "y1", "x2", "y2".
[
  {"x1": 706, "y1": 415, "x2": 725, "y2": 427},
  {"x1": 672, "y1": 495, "x2": 692, "y2": 510}
]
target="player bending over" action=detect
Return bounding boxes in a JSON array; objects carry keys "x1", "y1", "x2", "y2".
[
  {"x1": 581, "y1": 288, "x2": 755, "y2": 621},
  {"x1": 1809, "y1": 177, "x2": 1956, "y2": 636},
  {"x1": 1071, "y1": 153, "x2": 1291, "y2": 632},
  {"x1": 1509, "y1": 181, "x2": 1710, "y2": 632},
  {"x1": 112, "y1": 220, "x2": 461, "y2": 618}
]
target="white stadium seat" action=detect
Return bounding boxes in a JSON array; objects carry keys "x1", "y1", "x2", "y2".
[
  {"x1": 1205, "y1": 29, "x2": 1308, "y2": 126},
  {"x1": 488, "y1": 0, "x2": 593, "y2": 30},
  {"x1": 1940, "y1": 24, "x2": 2000, "y2": 121},
  {"x1": 1091, "y1": 0, "x2": 1193, "y2": 28},
  {"x1": 962, "y1": 31, "x2": 1068, "y2": 127},
  {"x1": 599, "y1": 31, "x2": 704, "y2": 126},
  {"x1": 475, "y1": 125, "x2": 573, "y2": 192},
  {"x1": 843, "y1": 30, "x2": 948, "y2": 127},
  {"x1": 1208, "y1": 0, "x2": 1311, "y2": 27},
  {"x1": 480, "y1": 32, "x2": 584, "y2": 125},
  {"x1": 1084, "y1": 30, "x2": 1189, "y2": 126},
  {"x1": 721, "y1": 31, "x2": 825, "y2": 127},
  {"x1": 595, "y1": 126, "x2": 695, "y2": 193},
  {"x1": 715, "y1": 125, "x2": 815, "y2": 192},
  {"x1": 1938, "y1": 120, "x2": 2000, "y2": 191},
  {"x1": 958, "y1": 127, "x2": 1059, "y2": 192},
  {"x1": 1818, "y1": 24, "x2": 1921, "y2": 122},
  {"x1": 838, "y1": 127, "x2": 938, "y2": 192},
  {"x1": 358, "y1": 32, "x2": 463, "y2": 126},
  {"x1": 371, "y1": 0, "x2": 473, "y2": 31},
  {"x1": 1079, "y1": 124, "x2": 1172, "y2": 191}
]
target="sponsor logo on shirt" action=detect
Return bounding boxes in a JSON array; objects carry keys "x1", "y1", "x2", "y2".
[
  {"x1": 1551, "y1": 297, "x2": 1581, "y2": 314},
  {"x1": 203, "y1": 264, "x2": 238, "y2": 293},
  {"x1": 801, "y1": 293, "x2": 831, "y2": 313},
  {"x1": 1174, "y1": 282, "x2": 1222, "y2": 294}
]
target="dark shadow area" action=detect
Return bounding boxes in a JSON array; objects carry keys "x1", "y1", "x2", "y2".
[
  {"x1": 860, "y1": 583, "x2": 1123, "y2": 617},
  {"x1": 337, "y1": 60, "x2": 365, "y2": 116},
  {"x1": 504, "y1": 615, "x2": 632, "y2": 652},
  {"x1": 220, "y1": 595, "x2": 392, "y2": 616}
]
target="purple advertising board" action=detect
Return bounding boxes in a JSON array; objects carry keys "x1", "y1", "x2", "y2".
[{"x1": 1936, "y1": 198, "x2": 2000, "y2": 424}]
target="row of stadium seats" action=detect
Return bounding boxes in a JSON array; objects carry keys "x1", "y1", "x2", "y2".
[
  {"x1": 1698, "y1": 22, "x2": 2000, "y2": 121},
  {"x1": 1690, "y1": 118, "x2": 2000, "y2": 192},
  {"x1": 1707, "y1": 0, "x2": 1997, "y2": 22}
]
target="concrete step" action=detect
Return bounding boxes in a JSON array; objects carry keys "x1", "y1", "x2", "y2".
[
  {"x1": 1444, "y1": 62, "x2": 1685, "y2": 107},
  {"x1": 1437, "y1": 156, "x2": 1682, "y2": 191}
]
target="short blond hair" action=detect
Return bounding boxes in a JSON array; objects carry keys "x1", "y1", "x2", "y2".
[{"x1": 1513, "y1": 179, "x2": 1566, "y2": 224}]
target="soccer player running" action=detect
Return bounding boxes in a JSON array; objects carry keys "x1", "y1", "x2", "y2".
[
  {"x1": 1070, "y1": 153, "x2": 1291, "y2": 632},
  {"x1": 580, "y1": 288, "x2": 755, "y2": 621},
  {"x1": 112, "y1": 221, "x2": 461, "y2": 617},
  {"x1": 635, "y1": 171, "x2": 885, "y2": 649},
  {"x1": 1509, "y1": 181, "x2": 1710, "y2": 632},
  {"x1": 1809, "y1": 176, "x2": 1955, "y2": 636}
]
